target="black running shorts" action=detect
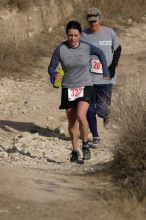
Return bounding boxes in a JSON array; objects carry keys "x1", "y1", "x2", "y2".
[{"x1": 59, "y1": 86, "x2": 94, "y2": 109}]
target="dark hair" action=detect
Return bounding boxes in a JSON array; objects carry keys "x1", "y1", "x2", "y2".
[{"x1": 66, "y1": 20, "x2": 82, "y2": 34}]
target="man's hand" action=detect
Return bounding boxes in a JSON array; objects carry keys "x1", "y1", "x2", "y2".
[{"x1": 103, "y1": 76, "x2": 110, "y2": 80}]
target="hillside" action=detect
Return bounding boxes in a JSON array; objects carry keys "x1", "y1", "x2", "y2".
[
  {"x1": 0, "y1": 1, "x2": 146, "y2": 220},
  {"x1": 0, "y1": 0, "x2": 146, "y2": 72}
]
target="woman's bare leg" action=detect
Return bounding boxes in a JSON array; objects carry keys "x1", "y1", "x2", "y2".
[
  {"x1": 66, "y1": 107, "x2": 79, "y2": 151},
  {"x1": 77, "y1": 101, "x2": 90, "y2": 143}
]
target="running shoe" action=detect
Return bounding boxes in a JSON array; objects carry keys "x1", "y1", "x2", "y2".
[
  {"x1": 70, "y1": 150, "x2": 80, "y2": 162},
  {"x1": 89, "y1": 137, "x2": 100, "y2": 149},
  {"x1": 82, "y1": 144, "x2": 91, "y2": 160}
]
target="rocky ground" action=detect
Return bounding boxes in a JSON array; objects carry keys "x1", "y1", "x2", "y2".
[{"x1": 0, "y1": 19, "x2": 146, "y2": 220}]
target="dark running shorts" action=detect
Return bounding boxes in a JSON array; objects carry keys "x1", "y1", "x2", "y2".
[{"x1": 59, "y1": 86, "x2": 94, "y2": 109}]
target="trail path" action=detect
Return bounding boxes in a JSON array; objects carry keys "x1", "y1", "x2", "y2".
[{"x1": 0, "y1": 19, "x2": 146, "y2": 220}]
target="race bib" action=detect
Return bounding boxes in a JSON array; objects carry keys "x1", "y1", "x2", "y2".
[
  {"x1": 91, "y1": 60, "x2": 103, "y2": 74},
  {"x1": 68, "y1": 87, "x2": 84, "y2": 101}
]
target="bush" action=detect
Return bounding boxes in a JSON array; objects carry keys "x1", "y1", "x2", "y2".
[{"x1": 111, "y1": 79, "x2": 146, "y2": 201}]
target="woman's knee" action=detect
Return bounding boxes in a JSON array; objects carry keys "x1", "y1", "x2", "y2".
[{"x1": 77, "y1": 112, "x2": 88, "y2": 124}]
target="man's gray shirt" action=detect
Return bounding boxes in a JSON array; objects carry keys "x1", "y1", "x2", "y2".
[{"x1": 82, "y1": 26, "x2": 120, "y2": 84}]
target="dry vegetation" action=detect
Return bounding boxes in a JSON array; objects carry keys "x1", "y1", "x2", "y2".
[
  {"x1": 0, "y1": 0, "x2": 146, "y2": 72},
  {"x1": 110, "y1": 77, "x2": 146, "y2": 202},
  {"x1": 0, "y1": 0, "x2": 146, "y2": 207}
]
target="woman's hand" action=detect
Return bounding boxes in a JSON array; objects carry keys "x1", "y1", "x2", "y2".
[{"x1": 55, "y1": 73, "x2": 62, "y2": 80}]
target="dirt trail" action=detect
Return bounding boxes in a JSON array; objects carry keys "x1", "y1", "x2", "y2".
[{"x1": 0, "y1": 20, "x2": 146, "y2": 220}]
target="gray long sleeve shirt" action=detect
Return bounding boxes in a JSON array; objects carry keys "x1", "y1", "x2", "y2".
[
  {"x1": 48, "y1": 40, "x2": 109, "y2": 88},
  {"x1": 82, "y1": 26, "x2": 120, "y2": 84}
]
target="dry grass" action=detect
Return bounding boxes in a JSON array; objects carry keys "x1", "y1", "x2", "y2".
[
  {"x1": 91, "y1": 0, "x2": 146, "y2": 21},
  {"x1": 0, "y1": 40, "x2": 37, "y2": 72},
  {"x1": 0, "y1": 0, "x2": 145, "y2": 72},
  {"x1": 0, "y1": 0, "x2": 36, "y2": 10},
  {"x1": 110, "y1": 77, "x2": 146, "y2": 201}
]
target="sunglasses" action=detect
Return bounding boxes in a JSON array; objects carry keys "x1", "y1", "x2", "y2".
[{"x1": 87, "y1": 13, "x2": 100, "y2": 18}]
